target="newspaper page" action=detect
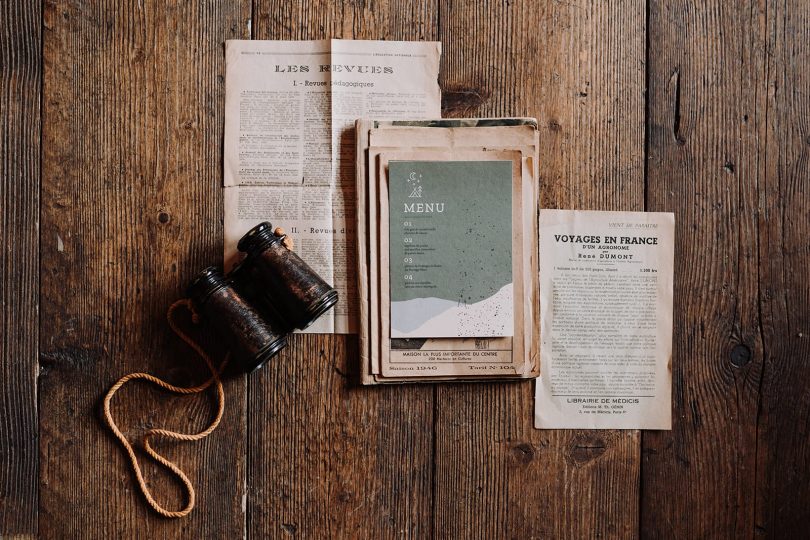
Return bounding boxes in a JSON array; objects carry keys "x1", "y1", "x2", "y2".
[
  {"x1": 534, "y1": 209, "x2": 674, "y2": 429},
  {"x1": 224, "y1": 39, "x2": 441, "y2": 333}
]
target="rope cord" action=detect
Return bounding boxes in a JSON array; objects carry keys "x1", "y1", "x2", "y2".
[{"x1": 102, "y1": 298, "x2": 228, "y2": 519}]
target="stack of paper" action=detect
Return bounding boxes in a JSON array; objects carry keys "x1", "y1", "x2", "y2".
[{"x1": 355, "y1": 118, "x2": 541, "y2": 384}]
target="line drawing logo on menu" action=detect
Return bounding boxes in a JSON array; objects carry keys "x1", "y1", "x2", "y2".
[{"x1": 407, "y1": 171, "x2": 423, "y2": 198}]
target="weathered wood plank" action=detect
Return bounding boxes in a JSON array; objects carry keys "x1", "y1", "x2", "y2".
[
  {"x1": 39, "y1": 1, "x2": 250, "y2": 536},
  {"x1": 246, "y1": 334, "x2": 434, "y2": 538},
  {"x1": 435, "y1": 1, "x2": 644, "y2": 537},
  {"x1": 642, "y1": 1, "x2": 769, "y2": 537},
  {"x1": 754, "y1": 1, "x2": 810, "y2": 536},
  {"x1": 246, "y1": 2, "x2": 438, "y2": 537},
  {"x1": 0, "y1": 0, "x2": 40, "y2": 536}
]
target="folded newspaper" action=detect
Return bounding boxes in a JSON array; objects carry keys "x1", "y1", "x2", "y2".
[{"x1": 223, "y1": 39, "x2": 442, "y2": 333}]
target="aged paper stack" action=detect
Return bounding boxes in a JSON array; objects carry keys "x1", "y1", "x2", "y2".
[{"x1": 355, "y1": 118, "x2": 541, "y2": 384}]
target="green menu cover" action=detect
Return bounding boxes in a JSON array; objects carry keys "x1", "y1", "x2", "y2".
[{"x1": 388, "y1": 160, "x2": 513, "y2": 338}]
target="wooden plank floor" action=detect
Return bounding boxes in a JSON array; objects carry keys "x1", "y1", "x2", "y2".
[{"x1": 1, "y1": 0, "x2": 808, "y2": 538}]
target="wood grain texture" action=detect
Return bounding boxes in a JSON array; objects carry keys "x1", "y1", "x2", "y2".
[
  {"x1": 246, "y1": 334, "x2": 434, "y2": 538},
  {"x1": 754, "y1": 0, "x2": 810, "y2": 536},
  {"x1": 246, "y1": 2, "x2": 438, "y2": 537},
  {"x1": 642, "y1": 0, "x2": 772, "y2": 537},
  {"x1": 0, "y1": 0, "x2": 40, "y2": 536},
  {"x1": 39, "y1": 1, "x2": 250, "y2": 537},
  {"x1": 435, "y1": 1, "x2": 644, "y2": 538},
  {"x1": 0, "y1": 0, "x2": 804, "y2": 536}
]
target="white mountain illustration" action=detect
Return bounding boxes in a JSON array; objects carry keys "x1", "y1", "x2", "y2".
[{"x1": 391, "y1": 283, "x2": 514, "y2": 338}]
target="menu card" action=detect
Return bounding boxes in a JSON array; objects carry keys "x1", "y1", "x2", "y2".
[{"x1": 388, "y1": 160, "x2": 514, "y2": 338}]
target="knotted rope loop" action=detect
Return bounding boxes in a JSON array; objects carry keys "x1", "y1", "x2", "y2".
[{"x1": 102, "y1": 298, "x2": 227, "y2": 519}]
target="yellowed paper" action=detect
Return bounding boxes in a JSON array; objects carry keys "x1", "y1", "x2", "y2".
[
  {"x1": 224, "y1": 40, "x2": 441, "y2": 333},
  {"x1": 534, "y1": 209, "x2": 674, "y2": 429},
  {"x1": 354, "y1": 119, "x2": 540, "y2": 383}
]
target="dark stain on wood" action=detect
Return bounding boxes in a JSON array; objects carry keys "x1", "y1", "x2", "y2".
[
  {"x1": 39, "y1": 347, "x2": 105, "y2": 369},
  {"x1": 513, "y1": 442, "x2": 535, "y2": 464},
  {"x1": 670, "y1": 68, "x2": 687, "y2": 145},
  {"x1": 441, "y1": 85, "x2": 491, "y2": 117},
  {"x1": 730, "y1": 343, "x2": 753, "y2": 368},
  {"x1": 567, "y1": 433, "x2": 608, "y2": 466}
]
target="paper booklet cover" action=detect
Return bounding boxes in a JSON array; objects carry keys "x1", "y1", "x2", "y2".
[{"x1": 355, "y1": 118, "x2": 540, "y2": 384}]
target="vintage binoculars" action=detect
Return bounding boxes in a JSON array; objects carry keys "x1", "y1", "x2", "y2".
[{"x1": 186, "y1": 222, "x2": 339, "y2": 373}]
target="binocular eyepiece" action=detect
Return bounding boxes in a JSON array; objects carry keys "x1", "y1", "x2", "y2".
[{"x1": 186, "y1": 222, "x2": 339, "y2": 373}]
